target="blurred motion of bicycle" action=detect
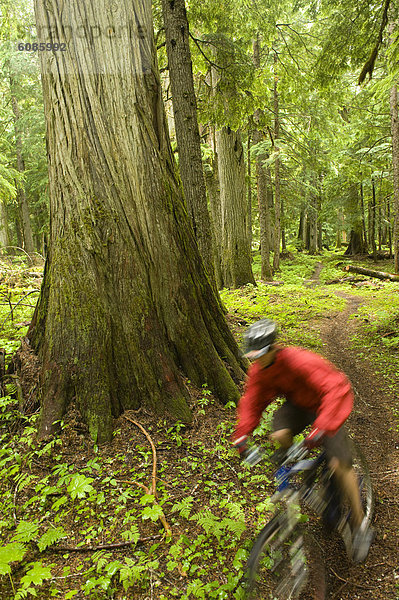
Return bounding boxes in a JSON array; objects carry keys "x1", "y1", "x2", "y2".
[{"x1": 243, "y1": 439, "x2": 374, "y2": 600}]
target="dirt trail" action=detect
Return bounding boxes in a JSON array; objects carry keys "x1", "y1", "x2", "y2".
[{"x1": 318, "y1": 289, "x2": 399, "y2": 599}]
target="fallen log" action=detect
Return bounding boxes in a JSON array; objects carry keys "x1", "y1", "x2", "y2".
[
  {"x1": 343, "y1": 265, "x2": 399, "y2": 282},
  {"x1": 325, "y1": 276, "x2": 368, "y2": 285}
]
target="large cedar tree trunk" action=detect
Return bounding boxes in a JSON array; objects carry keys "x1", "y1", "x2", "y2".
[
  {"x1": 161, "y1": 0, "x2": 216, "y2": 286},
  {"x1": 31, "y1": 0, "x2": 245, "y2": 442},
  {"x1": 216, "y1": 127, "x2": 255, "y2": 288}
]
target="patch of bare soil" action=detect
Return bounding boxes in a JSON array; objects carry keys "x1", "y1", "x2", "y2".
[{"x1": 318, "y1": 291, "x2": 399, "y2": 600}]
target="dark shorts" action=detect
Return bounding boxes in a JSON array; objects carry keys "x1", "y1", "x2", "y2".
[{"x1": 272, "y1": 401, "x2": 353, "y2": 467}]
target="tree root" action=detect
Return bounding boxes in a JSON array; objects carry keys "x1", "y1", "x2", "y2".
[{"x1": 123, "y1": 415, "x2": 172, "y2": 538}]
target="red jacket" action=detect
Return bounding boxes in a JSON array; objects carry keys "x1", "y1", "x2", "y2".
[{"x1": 233, "y1": 346, "x2": 353, "y2": 442}]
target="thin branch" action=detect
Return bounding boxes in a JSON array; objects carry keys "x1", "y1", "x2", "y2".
[
  {"x1": 0, "y1": 290, "x2": 40, "y2": 333},
  {"x1": 123, "y1": 416, "x2": 172, "y2": 537},
  {"x1": 276, "y1": 27, "x2": 302, "y2": 70},
  {"x1": 189, "y1": 33, "x2": 228, "y2": 70},
  {"x1": 124, "y1": 416, "x2": 157, "y2": 496}
]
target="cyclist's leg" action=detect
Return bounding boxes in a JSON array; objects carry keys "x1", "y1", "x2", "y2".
[
  {"x1": 271, "y1": 402, "x2": 314, "y2": 448},
  {"x1": 322, "y1": 427, "x2": 364, "y2": 526},
  {"x1": 324, "y1": 428, "x2": 374, "y2": 562}
]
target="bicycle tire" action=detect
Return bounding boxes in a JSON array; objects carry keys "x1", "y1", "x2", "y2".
[
  {"x1": 350, "y1": 439, "x2": 374, "y2": 526},
  {"x1": 245, "y1": 516, "x2": 326, "y2": 600}
]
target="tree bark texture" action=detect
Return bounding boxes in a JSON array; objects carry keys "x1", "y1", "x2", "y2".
[
  {"x1": 10, "y1": 82, "x2": 35, "y2": 255},
  {"x1": 0, "y1": 202, "x2": 11, "y2": 249},
  {"x1": 308, "y1": 196, "x2": 318, "y2": 254},
  {"x1": 344, "y1": 230, "x2": 367, "y2": 255},
  {"x1": 247, "y1": 135, "x2": 253, "y2": 251},
  {"x1": 161, "y1": 0, "x2": 216, "y2": 286},
  {"x1": 272, "y1": 57, "x2": 281, "y2": 271},
  {"x1": 390, "y1": 84, "x2": 399, "y2": 273},
  {"x1": 252, "y1": 127, "x2": 273, "y2": 280},
  {"x1": 205, "y1": 142, "x2": 223, "y2": 289},
  {"x1": 370, "y1": 177, "x2": 377, "y2": 261},
  {"x1": 360, "y1": 180, "x2": 368, "y2": 247},
  {"x1": 216, "y1": 127, "x2": 255, "y2": 288},
  {"x1": 32, "y1": 0, "x2": 245, "y2": 442}
]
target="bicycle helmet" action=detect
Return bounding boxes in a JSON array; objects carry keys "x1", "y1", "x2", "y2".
[{"x1": 243, "y1": 319, "x2": 278, "y2": 358}]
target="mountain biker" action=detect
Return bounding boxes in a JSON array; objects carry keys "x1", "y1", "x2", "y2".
[{"x1": 232, "y1": 318, "x2": 375, "y2": 563}]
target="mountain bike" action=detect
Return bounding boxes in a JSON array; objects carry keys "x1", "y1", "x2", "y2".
[{"x1": 244, "y1": 439, "x2": 374, "y2": 600}]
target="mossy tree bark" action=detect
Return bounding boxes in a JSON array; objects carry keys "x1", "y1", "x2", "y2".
[
  {"x1": 31, "y1": 0, "x2": 245, "y2": 443},
  {"x1": 216, "y1": 127, "x2": 255, "y2": 288}
]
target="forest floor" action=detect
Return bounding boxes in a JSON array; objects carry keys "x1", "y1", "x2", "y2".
[
  {"x1": 304, "y1": 264, "x2": 399, "y2": 599},
  {"x1": 0, "y1": 251, "x2": 398, "y2": 599}
]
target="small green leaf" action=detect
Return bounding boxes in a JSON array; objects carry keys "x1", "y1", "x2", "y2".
[
  {"x1": 20, "y1": 561, "x2": 52, "y2": 587},
  {"x1": 37, "y1": 527, "x2": 66, "y2": 551},
  {"x1": 67, "y1": 474, "x2": 94, "y2": 499},
  {"x1": 12, "y1": 521, "x2": 39, "y2": 543},
  {"x1": 141, "y1": 505, "x2": 164, "y2": 522},
  {"x1": 0, "y1": 543, "x2": 27, "y2": 575}
]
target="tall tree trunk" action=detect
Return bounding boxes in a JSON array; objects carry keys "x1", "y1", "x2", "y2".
[
  {"x1": 371, "y1": 177, "x2": 377, "y2": 261},
  {"x1": 31, "y1": 0, "x2": 245, "y2": 443},
  {"x1": 161, "y1": 0, "x2": 216, "y2": 287},
  {"x1": 281, "y1": 196, "x2": 286, "y2": 252},
  {"x1": 252, "y1": 36, "x2": 272, "y2": 278},
  {"x1": 390, "y1": 83, "x2": 399, "y2": 273},
  {"x1": 308, "y1": 197, "x2": 317, "y2": 254},
  {"x1": 298, "y1": 205, "x2": 305, "y2": 248},
  {"x1": 216, "y1": 127, "x2": 255, "y2": 288},
  {"x1": 205, "y1": 132, "x2": 222, "y2": 288},
  {"x1": 10, "y1": 81, "x2": 35, "y2": 255},
  {"x1": 0, "y1": 202, "x2": 11, "y2": 249},
  {"x1": 272, "y1": 54, "x2": 281, "y2": 271},
  {"x1": 247, "y1": 135, "x2": 252, "y2": 252},
  {"x1": 360, "y1": 180, "x2": 368, "y2": 248},
  {"x1": 336, "y1": 208, "x2": 342, "y2": 249},
  {"x1": 388, "y1": 198, "x2": 393, "y2": 258},
  {"x1": 253, "y1": 127, "x2": 273, "y2": 280}
]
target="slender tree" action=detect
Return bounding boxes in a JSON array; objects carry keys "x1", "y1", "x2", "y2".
[
  {"x1": 272, "y1": 51, "x2": 281, "y2": 270},
  {"x1": 390, "y1": 83, "x2": 399, "y2": 272},
  {"x1": 30, "y1": 0, "x2": 245, "y2": 442},
  {"x1": 9, "y1": 76, "x2": 35, "y2": 255},
  {"x1": 161, "y1": 0, "x2": 216, "y2": 286},
  {"x1": 252, "y1": 36, "x2": 273, "y2": 280},
  {"x1": 216, "y1": 127, "x2": 255, "y2": 287}
]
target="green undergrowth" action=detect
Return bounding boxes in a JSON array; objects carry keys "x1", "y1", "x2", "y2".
[
  {"x1": 222, "y1": 250, "x2": 346, "y2": 350},
  {"x1": 1, "y1": 249, "x2": 398, "y2": 598},
  {"x1": 0, "y1": 256, "x2": 43, "y2": 359},
  {"x1": 0, "y1": 391, "x2": 280, "y2": 600},
  {"x1": 348, "y1": 283, "x2": 399, "y2": 391}
]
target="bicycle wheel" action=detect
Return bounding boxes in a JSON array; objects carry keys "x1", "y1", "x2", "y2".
[
  {"x1": 245, "y1": 516, "x2": 326, "y2": 600},
  {"x1": 351, "y1": 439, "x2": 374, "y2": 526}
]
